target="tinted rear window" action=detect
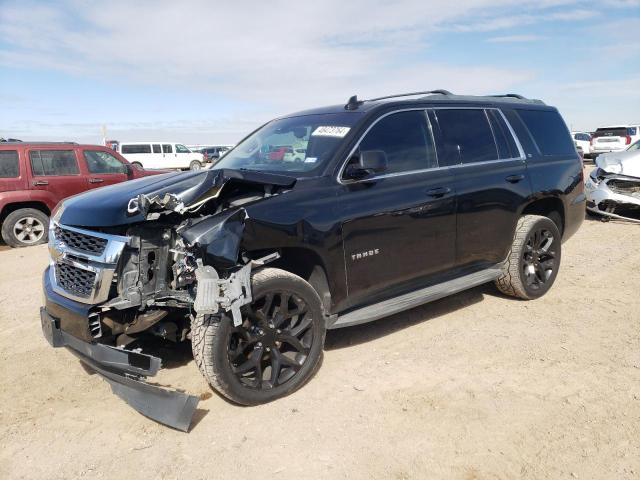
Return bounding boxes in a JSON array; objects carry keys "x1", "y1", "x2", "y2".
[
  {"x1": 516, "y1": 109, "x2": 574, "y2": 156},
  {"x1": 0, "y1": 150, "x2": 20, "y2": 178},
  {"x1": 593, "y1": 128, "x2": 627, "y2": 138},
  {"x1": 30, "y1": 150, "x2": 79, "y2": 176},
  {"x1": 122, "y1": 144, "x2": 152, "y2": 154}
]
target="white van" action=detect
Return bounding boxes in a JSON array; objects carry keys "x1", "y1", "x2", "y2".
[{"x1": 117, "y1": 142, "x2": 206, "y2": 170}]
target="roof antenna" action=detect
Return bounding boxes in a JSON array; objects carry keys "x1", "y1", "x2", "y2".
[{"x1": 345, "y1": 95, "x2": 363, "y2": 111}]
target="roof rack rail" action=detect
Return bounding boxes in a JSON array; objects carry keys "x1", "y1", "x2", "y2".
[
  {"x1": 345, "y1": 90, "x2": 452, "y2": 110},
  {"x1": 489, "y1": 93, "x2": 526, "y2": 100}
]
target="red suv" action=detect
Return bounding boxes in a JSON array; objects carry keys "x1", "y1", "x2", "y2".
[{"x1": 0, "y1": 142, "x2": 164, "y2": 247}]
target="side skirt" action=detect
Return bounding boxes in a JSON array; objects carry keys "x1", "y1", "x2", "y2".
[{"x1": 328, "y1": 266, "x2": 502, "y2": 329}]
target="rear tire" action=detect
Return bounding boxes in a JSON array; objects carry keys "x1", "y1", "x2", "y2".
[
  {"x1": 495, "y1": 215, "x2": 561, "y2": 300},
  {"x1": 1, "y1": 208, "x2": 49, "y2": 248},
  {"x1": 191, "y1": 268, "x2": 326, "y2": 405}
]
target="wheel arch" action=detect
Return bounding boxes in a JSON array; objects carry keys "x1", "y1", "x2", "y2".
[
  {"x1": 261, "y1": 247, "x2": 333, "y2": 315},
  {"x1": 0, "y1": 201, "x2": 51, "y2": 223},
  {"x1": 520, "y1": 196, "x2": 565, "y2": 235}
]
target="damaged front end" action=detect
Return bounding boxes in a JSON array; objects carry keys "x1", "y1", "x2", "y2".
[
  {"x1": 42, "y1": 168, "x2": 293, "y2": 430},
  {"x1": 585, "y1": 157, "x2": 640, "y2": 223}
]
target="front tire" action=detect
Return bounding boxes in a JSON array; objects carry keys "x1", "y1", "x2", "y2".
[
  {"x1": 1, "y1": 208, "x2": 49, "y2": 247},
  {"x1": 495, "y1": 215, "x2": 561, "y2": 300},
  {"x1": 191, "y1": 268, "x2": 326, "y2": 405},
  {"x1": 189, "y1": 160, "x2": 202, "y2": 171}
]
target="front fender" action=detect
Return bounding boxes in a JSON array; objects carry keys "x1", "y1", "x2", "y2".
[{"x1": 179, "y1": 208, "x2": 246, "y2": 269}]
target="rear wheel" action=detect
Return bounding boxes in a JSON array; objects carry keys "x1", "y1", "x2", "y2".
[
  {"x1": 189, "y1": 160, "x2": 202, "y2": 171},
  {"x1": 1, "y1": 208, "x2": 49, "y2": 248},
  {"x1": 495, "y1": 215, "x2": 561, "y2": 300},
  {"x1": 191, "y1": 268, "x2": 326, "y2": 405}
]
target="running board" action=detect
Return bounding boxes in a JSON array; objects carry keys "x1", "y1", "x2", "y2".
[{"x1": 329, "y1": 267, "x2": 502, "y2": 329}]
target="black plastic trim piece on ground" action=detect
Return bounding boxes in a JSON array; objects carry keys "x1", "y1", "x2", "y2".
[{"x1": 40, "y1": 307, "x2": 199, "y2": 432}]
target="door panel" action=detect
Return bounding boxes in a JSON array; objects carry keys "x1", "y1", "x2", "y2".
[
  {"x1": 340, "y1": 169, "x2": 457, "y2": 306},
  {"x1": 27, "y1": 149, "x2": 89, "y2": 204},
  {"x1": 338, "y1": 109, "x2": 456, "y2": 308},
  {"x1": 82, "y1": 149, "x2": 129, "y2": 188},
  {"x1": 162, "y1": 144, "x2": 175, "y2": 168},
  {"x1": 430, "y1": 108, "x2": 531, "y2": 268},
  {"x1": 452, "y1": 159, "x2": 530, "y2": 266}
]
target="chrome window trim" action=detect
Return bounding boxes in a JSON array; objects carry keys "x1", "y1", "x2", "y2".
[
  {"x1": 337, "y1": 106, "x2": 526, "y2": 184},
  {"x1": 337, "y1": 108, "x2": 440, "y2": 185}
]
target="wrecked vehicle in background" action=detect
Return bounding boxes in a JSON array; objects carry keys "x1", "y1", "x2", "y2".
[
  {"x1": 40, "y1": 90, "x2": 585, "y2": 431},
  {"x1": 586, "y1": 140, "x2": 640, "y2": 223}
]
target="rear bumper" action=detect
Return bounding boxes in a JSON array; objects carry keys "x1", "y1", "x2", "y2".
[{"x1": 41, "y1": 268, "x2": 199, "y2": 431}]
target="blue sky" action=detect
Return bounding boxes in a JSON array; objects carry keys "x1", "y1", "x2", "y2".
[{"x1": 1, "y1": 0, "x2": 639, "y2": 144}]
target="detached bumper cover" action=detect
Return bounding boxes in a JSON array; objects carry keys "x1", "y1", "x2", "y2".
[{"x1": 40, "y1": 305, "x2": 199, "y2": 432}]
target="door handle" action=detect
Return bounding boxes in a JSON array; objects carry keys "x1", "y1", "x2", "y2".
[
  {"x1": 32, "y1": 180, "x2": 48, "y2": 186},
  {"x1": 425, "y1": 187, "x2": 451, "y2": 198},
  {"x1": 88, "y1": 178, "x2": 104, "y2": 184},
  {"x1": 505, "y1": 174, "x2": 525, "y2": 183}
]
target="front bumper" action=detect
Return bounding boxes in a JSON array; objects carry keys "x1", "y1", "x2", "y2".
[
  {"x1": 585, "y1": 176, "x2": 640, "y2": 223},
  {"x1": 41, "y1": 268, "x2": 199, "y2": 431}
]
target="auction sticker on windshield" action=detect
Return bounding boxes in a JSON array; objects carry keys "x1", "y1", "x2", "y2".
[{"x1": 312, "y1": 126, "x2": 351, "y2": 137}]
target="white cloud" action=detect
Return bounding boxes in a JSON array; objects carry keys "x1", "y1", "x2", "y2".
[
  {"x1": 487, "y1": 34, "x2": 546, "y2": 43},
  {"x1": 0, "y1": 0, "x2": 637, "y2": 141}
]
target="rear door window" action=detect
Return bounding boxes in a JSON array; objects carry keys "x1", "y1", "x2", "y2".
[
  {"x1": 517, "y1": 110, "x2": 575, "y2": 156},
  {"x1": 358, "y1": 110, "x2": 437, "y2": 174},
  {"x1": 163, "y1": 144, "x2": 173, "y2": 154},
  {"x1": 29, "y1": 150, "x2": 79, "y2": 176},
  {"x1": 434, "y1": 109, "x2": 498, "y2": 164},
  {"x1": 0, "y1": 150, "x2": 20, "y2": 178},
  {"x1": 83, "y1": 150, "x2": 127, "y2": 174}
]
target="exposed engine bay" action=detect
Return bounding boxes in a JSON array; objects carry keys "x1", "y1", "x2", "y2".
[
  {"x1": 50, "y1": 168, "x2": 295, "y2": 350},
  {"x1": 585, "y1": 156, "x2": 640, "y2": 223}
]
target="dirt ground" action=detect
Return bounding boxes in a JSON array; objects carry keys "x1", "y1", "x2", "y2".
[{"x1": 1, "y1": 213, "x2": 639, "y2": 480}]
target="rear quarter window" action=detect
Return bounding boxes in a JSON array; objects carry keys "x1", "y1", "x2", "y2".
[
  {"x1": 516, "y1": 109, "x2": 575, "y2": 156},
  {"x1": 0, "y1": 150, "x2": 20, "y2": 178}
]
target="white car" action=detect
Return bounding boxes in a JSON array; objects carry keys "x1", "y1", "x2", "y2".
[
  {"x1": 117, "y1": 142, "x2": 205, "y2": 170},
  {"x1": 571, "y1": 131, "x2": 592, "y2": 158},
  {"x1": 590, "y1": 124, "x2": 640, "y2": 157}
]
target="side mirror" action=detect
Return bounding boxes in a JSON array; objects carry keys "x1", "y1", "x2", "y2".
[{"x1": 344, "y1": 150, "x2": 388, "y2": 180}]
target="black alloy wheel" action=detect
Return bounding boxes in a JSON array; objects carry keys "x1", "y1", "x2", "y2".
[
  {"x1": 191, "y1": 268, "x2": 325, "y2": 405},
  {"x1": 228, "y1": 291, "x2": 313, "y2": 389},
  {"x1": 522, "y1": 227, "x2": 556, "y2": 292}
]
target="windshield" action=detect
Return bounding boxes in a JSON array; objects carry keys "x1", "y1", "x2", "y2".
[{"x1": 215, "y1": 112, "x2": 363, "y2": 174}]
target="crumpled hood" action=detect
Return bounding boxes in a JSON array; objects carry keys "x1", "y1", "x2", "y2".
[
  {"x1": 596, "y1": 151, "x2": 640, "y2": 178},
  {"x1": 59, "y1": 168, "x2": 296, "y2": 227}
]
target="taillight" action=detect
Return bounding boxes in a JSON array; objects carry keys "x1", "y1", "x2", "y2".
[{"x1": 626, "y1": 135, "x2": 632, "y2": 145}]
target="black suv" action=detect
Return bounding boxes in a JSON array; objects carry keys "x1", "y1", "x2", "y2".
[{"x1": 40, "y1": 90, "x2": 585, "y2": 430}]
